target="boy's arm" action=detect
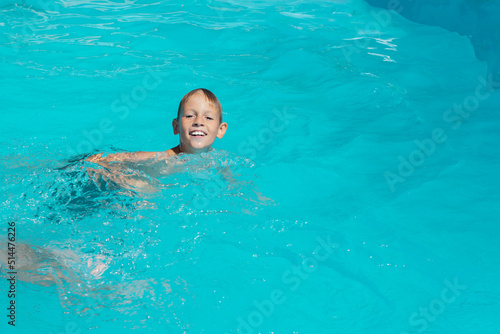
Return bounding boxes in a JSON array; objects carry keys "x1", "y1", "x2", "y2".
[
  {"x1": 83, "y1": 148, "x2": 177, "y2": 194},
  {"x1": 86, "y1": 151, "x2": 159, "y2": 164},
  {"x1": 85, "y1": 152, "x2": 161, "y2": 194},
  {"x1": 86, "y1": 166, "x2": 159, "y2": 194}
]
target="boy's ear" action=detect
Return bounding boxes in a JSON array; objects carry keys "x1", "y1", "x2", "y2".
[
  {"x1": 172, "y1": 118, "x2": 179, "y2": 135},
  {"x1": 217, "y1": 122, "x2": 228, "y2": 139}
]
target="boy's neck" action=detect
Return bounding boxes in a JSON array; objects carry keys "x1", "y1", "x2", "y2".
[{"x1": 177, "y1": 144, "x2": 211, "y2": 155}]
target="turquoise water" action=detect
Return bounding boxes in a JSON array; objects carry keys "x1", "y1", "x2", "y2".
[{"x1": 1, "y1": 0, "x2": 500, "y2": 333}]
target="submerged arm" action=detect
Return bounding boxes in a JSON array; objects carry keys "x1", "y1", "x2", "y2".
[{"x1": 84, "y1": 152, "x2": 162, "y2": 194}]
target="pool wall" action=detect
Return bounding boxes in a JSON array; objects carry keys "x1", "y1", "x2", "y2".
[{"x1": 365, "y1": 0, "x2": 500, "y2": 87}]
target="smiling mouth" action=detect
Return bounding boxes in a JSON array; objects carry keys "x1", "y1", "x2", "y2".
[{"x1": 189, "y1": 130, "x2": 207, "y2": 137}]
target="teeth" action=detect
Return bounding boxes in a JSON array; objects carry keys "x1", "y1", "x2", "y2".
[{"x1": 191, "y1": 131, "x2": 205, "y2": 136}]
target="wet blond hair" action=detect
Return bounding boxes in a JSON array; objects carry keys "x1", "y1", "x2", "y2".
[{"x1": 177, "y1": 88, "x2": 223, "y2": 123}]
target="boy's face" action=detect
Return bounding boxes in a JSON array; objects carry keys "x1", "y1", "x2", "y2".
[{"x1": 172, "y1": 91, "x2": 227, "y2": 154}]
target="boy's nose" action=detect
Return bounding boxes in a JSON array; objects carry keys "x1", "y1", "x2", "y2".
[{"x1": 193, "y1": 116, "x2": 204, "y2": 125}]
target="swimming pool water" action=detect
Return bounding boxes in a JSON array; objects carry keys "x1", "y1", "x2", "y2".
[{"x1": 1, "y1": 0, "x2": 500, "y2": 333}]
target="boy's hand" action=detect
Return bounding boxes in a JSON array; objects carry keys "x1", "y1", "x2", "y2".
[{"x1": 86, "y1": 153, "x2": 105, "y2": 164}]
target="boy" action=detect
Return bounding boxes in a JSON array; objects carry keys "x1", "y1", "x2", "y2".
[
  {"x1": 0, "y1": 89, "x2": 229, "y2": 284},
  {"x1": 87, "y1": 88, "x2": 228, "y2": 164},
  {"x1": 85, "y1": 88, "x2": 228, "y2": 192}
]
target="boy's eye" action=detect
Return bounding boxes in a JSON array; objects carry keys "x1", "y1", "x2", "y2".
[
  {"x1": 206, "y1": 116, "x2": 213, "y2": 120},
  {"x1": 185, "y1": 115, "x2": 194, "y2": 118}
]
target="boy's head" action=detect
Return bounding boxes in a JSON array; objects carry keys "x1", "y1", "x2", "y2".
[{"x1": 172, "y1": 88, "x2": 227, "y2": 154}]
